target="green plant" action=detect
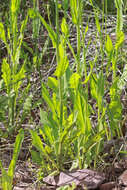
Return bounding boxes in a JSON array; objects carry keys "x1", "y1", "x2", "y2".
[
  {"x1": 0, "y1": 129, "x2": 24, "y2": 190},
  {"x1": 105, "y1": 32, "x2": 124, "y2": 138},
  {"x1": 0, "y1": 0, "x2": 32, "y2": 134},
  {"x1": 29, "y1": 2, "x2": 77, "y2": 173},
  {"x1": 30, "y1": 34, "x2": 78, "y2": 172},
  {"x1": 29, "y1": 0, "x2": 106, "y2": 173}
]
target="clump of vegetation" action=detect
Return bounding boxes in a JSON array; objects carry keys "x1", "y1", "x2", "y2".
[{"x1": 0, "y1": 0, "x2": 127, "y2": 189}]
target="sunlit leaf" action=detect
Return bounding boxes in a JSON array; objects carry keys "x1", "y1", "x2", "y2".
[
  {"x1": 13, "y1": 64, "x2": 26, "y2": 91},
  {"x1": 11, "y1": 0, "x2": 21, "y2": 13},
  {"x1": 70, "y1": 0, "x2": 78, "y2": 25},
  {"x1": 0, "y1": 161, "x2": 12, "y2": 190},
  {"x1": 115, "y1": 31, "x2": 124, "y2": 50},
  {"x1": 69, "y1": 73, "x2": 80, "y2": 89},
  {"x1": 30, "y1": 130, "x2": 47, "y2": 155},
  {"x1": 61, "y1": 18, "x2": 69, "y2": 37},
  {"x1": 28, "y1": 8, "x2": 36, "y2": 18},
  {"x1": 95, "y1": 14, "x2": 101, "y2": 34},
  {"x1": 54, "y1": 43, "x2": 69, "y2": 77},
  {"x1": 85, "y1": 24, "x2": 88, "y2": 35},
  {"x1": 60, "y1": 112, "x2": 77, "y2": 144},
  {"x1": 105, "y1": 35, "x2": 113, "y2": 54},
  {"x1": 0, "y1": 23, "x2": 6, "y2": 43},
  {"x1": 43, "y1": 125, "x2": 54, "y2": 145}
]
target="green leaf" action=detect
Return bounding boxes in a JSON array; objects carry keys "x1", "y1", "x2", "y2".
[
  {"x1": 83, "y1": 61, "x2": 94, "y2": 84},
  {"x1": 41, "y1": 82, "x2": 56, "y2": 115},
  {"x1": 60, "y1": 112, "x2": 77, "y2": 144},
  {"x1": 30, "y1": 130, "x2": 50, "y2": 163},
  {"x1": 66, "y1": 39, "x2": 78, "y2": 67},
  {"x1": 75, "y1": 92, "x2": 92, "y2": 134},
  {"x1": 91, "y1": 130, "x2": 105, "y2": 143},
  {"x1": 13, "y1": 64, "x2": 26, "y2": 92},
  {"x1": 35, "y1": 10, "x2": 57, "y2": 48},
  {"x1": 0, "y1": 94, "x2": 8, "y2": 109},
  {"x1": 31, "y1": 150, "x2": 42, "y2": 164},
  {"x1": 90, "y1": 74, "x2": 97, "y2": 100},
  {"x1": 8, "y1": 129, "x2": 24, "y2": 184},
  {"x1": 61, "y1": 18, "x2": 69, "y2": 37},
  {"x1": 48, "y1": 77, "x2": 58, "y2": 92},
  {"x1": 41, "y1": 83, "x2": 59, "y2": 128},
  {"x1": 95, "y1": 14, "x2": 101, "y2": 34},
  {"x1": 22, "y1": 41, "x2": 34, "y2": 54},
  {"x1": 110, "y1": 79, "x2": 119, "y2": 100},
  {"x1": 0, "y1": 161, "x2": 12, "y2": 190},
  {"x1": 2, "y1": 59, "x2": 11, "y2": 94},
  {"x1": 109, "y1": 98, "x2": 122, "y2": 120},
  {"x1": 14, "y1": 16, "x2": 28, "y2": 66},
  {"x1": 85, "y1": 24, "x2": 88, "y2": 35},
  {"x1": 108, "y1": 79, "x2": 122, "y2": 121},
  {"x1": 115, "y1": 31, "x2": 124, "y2": 50},
  {"x1": 70, "y1": 0, "x2": 78, "y2": 25},
  {"x1": 40, "y1": 111, "x2": 56, "y2": 143},
  {"x1": 105, "y1": 35, "x2": 113, "y2": 54},
  {"x1": 62, "y1": 0, "x2": 69, "y2": 11},
  {"x1": 30, "y1": 130, "x2": 47, "y2": 154},
  {"x1": 0, "y1": 23, "x2": 6, "y2": 43},
  {"x1": 42, "y1": 125, "x2": 55, "y2": 145},
  {"x1": 115, "y1": 0, "x2": 123, "y2": 34},
  {"x1": 30, "y1": 130, "x2": 58, "y2": 169},
  {"x1": 54, "y1": 43, "x2": 69, "y2": 77},
  {"x1": 40, "y1": 110, "x2": 58, "y2": 142},
  {"x1": 11, "y1": 0, "x2": 21, "y2": 13},
  {"x1": 97, "y1": 71, "x2": 104, "y2": 109},
  {"x1": 90, "y1": 71, "x2": 104, "y2": 109},
  {"x1": 28, "y1": 8, "x2": 36, "y2": 18},
  {"x1": 40, "y1": 109, "x2": 49, "y2": 126},
  {"x1": 69, "y1": 73, "x2": 80, "y2": 89}
]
